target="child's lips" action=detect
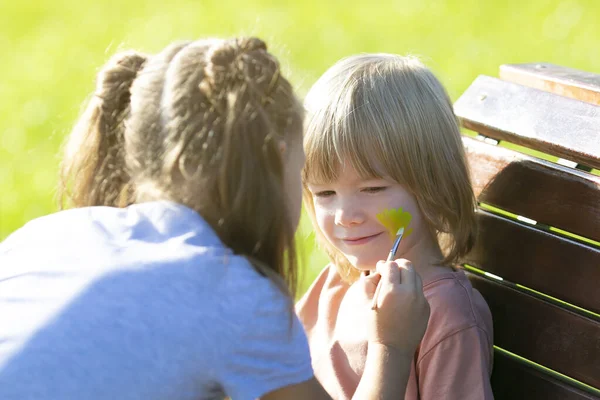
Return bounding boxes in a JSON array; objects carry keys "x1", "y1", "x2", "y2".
[{"x1": 341, "y1": 232, "x2": 384, "y2": 245}]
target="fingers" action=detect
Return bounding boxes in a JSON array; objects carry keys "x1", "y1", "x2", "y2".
[
  {"x1": 375, "y1": 258, "x2": 419, "y2": 287},
  {"x1": 395, "y1": 259, "x2": 418, "y2": 288},
  {"x1": 375, "y1": 260, "x2": 400, "y2": 284},
  {"x1": 363, "y1": 271, "x2": 382, "y2": 297}
]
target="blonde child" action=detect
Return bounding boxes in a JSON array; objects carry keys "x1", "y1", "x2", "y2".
[
  {"x1": 297, "y1": 54, "x2": 494, "y2": 399},
  {"x1": 0, "y1": 39, "x2": 429, "y2": 400}
]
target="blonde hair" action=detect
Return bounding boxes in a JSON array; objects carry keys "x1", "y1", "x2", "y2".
[
  {"x1": 59, "y1": 37, "x2": 304, "y2": 297},
  {"x1": 302, "y1": 54, "x2": 476, "y2": 282}
]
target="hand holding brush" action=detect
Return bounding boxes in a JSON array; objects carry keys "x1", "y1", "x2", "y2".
[{"x1": 371, "y1": 208, "x2": 413, "y2": 310}]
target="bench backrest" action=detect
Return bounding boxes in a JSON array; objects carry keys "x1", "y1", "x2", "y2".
[{"x1": 455, "y1": 63, "x2": 600, "y2": 400}]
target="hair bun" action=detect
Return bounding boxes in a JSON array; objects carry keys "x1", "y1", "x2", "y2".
[
  {"x1": 113, "y1": 51, "x2": 147, "y2": 75},
  {"x1": 207, "y1": 42, "x2": 237, "y2": 68},
  {"x1": 207, "y1": 37, "x2": 267, "y2": 68},
  {"x1": 97, "y1": 51, "x2": 147, "y2": 94},
  {"x1": 238, "y1": 37, "x2": 267, "y2": 53},
  {"x1": 95, "y1": 51, "x2": 148, "y2": 120}
]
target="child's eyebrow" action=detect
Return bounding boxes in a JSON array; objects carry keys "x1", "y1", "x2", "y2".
[
  {"x1": 306, "y1": 181, "x2": 332, "y2": 188},
  {"x1": 308, "y1": 177, "x2": 386, "y2": 188},
  {"x1": 359, "y1": 176, "x2": 387, "y2": 182},
  {"x1": 356, "y1": 176, "x2": 388, "y2": 184}
]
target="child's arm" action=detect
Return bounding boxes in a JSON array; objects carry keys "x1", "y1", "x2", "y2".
[
  {"x1": 353, "y1": 343, "x2": 414, "y2": 399},
  {"x1": 267, "y1": 260, "x2": 429, "y2": 400},
  {"x1": 352, "y1": 259, "x2": 430, "y2": 400},
  {"x1": 261, "y1": 344, "x2": 412, "y2": 400},
  {"x1": 417, "y1": 326, "x2": 493, "y2": 399}
]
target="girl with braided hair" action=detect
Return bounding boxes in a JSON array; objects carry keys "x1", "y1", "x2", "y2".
[{"x1": 0, "y1": 38, "x2": 429, "y2": 400}]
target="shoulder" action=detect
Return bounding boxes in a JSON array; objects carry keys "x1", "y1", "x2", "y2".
[
  {"x1": 222, "y1": 255, "x2": 293, "y2": 310},
  {"x1": 420, "y1": 269, "x2": 493, "y2": 353},
  {"x1": 1, "y1": 201, "x2": 214, "y2": 254},
  {"x1": 221, "y1": 256, "x2": 310, "y2": 361},
  {"x1": 295, "y1": 264, "x2": 348, "y2": 330},
  {"x1": 0, "y1": 208, "x2": 78, "y2": 253},
  {"x1": 295, "y1": 264, "x2": 347, "y2": 307},
  {"x1": 304, "y1": 264, "x2": 347, "y2": 295}
]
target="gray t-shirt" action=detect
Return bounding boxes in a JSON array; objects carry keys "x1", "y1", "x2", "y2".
[{"x1": 0, "y1": 201, "x2": 313, "y2": 400}]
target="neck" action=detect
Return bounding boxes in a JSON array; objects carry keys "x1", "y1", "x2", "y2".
[{"x1": 396, "y1": 232, "x2": 451, "y2": 283}]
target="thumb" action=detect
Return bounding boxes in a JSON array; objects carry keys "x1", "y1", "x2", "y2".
[
  {"x1": 396, "y1": 259, "x2": 417, "y2": 287},
  {"x1": 363, "y1": 272, "x2": 381, "y2": 298}
]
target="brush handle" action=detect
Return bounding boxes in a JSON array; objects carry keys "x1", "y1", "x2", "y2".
[
  {"x1": 371, "y1": 233, "x2": 404, "y2": 310},
  {"x1": 387, "y1": 233, "x2": 403, "y2": 262}
]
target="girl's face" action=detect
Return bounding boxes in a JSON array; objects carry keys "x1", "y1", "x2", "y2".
[{"x1": 307, "y1": 164, "x2": 426, "y2": 272}]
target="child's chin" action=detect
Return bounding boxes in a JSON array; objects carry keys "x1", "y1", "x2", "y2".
[{"x1": 347, "y1": 255, "x2": 384, "y2": 272}]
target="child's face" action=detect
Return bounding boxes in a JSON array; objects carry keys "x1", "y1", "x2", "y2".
[{"x1": 307, "y1": 163, "x2": 423, "y2": 272}]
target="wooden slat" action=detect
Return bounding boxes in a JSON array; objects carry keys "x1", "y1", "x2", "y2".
[
  {"x1": 454, "y1": 75, "x2": 600, "y2": 169},
  {"x1": 463, "y1": 210, "x2": 600, "y2": 314},
  {"x1": 466, "y1": 273, "x2": 600, "y2": 388},
  {"x1": 492, "y1": 350, "x2": 600, "y2": 400},
  {"x1": 463, "y1": 136, "x2": 600, "y2": 242},
  {"x1": 500, "y1": 63, "x2": 600, "y2": 106}
]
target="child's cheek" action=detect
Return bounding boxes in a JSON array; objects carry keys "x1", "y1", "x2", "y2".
[
  {"x1": 390, "y1": 192, "x2": 419, "y2": 215},
  {"x1": 315, "y1": 207, "x2": 334, "y2": 236}
]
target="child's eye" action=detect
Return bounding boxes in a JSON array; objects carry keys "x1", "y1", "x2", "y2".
[
  {"x1": 363, "y1": 186, "x2": 388, "y2": 194},
  {"x1": 314, "y1": 190, "x2": 336, "y2": 198}
]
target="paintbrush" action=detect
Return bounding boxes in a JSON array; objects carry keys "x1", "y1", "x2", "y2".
[{"x1": 371, "y1": 208, "x2": 413, "y2": 310}]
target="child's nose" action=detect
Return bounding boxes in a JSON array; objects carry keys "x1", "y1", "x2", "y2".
[{"x1": 334, "y1": 202, "x2": 365, "y2": 227}]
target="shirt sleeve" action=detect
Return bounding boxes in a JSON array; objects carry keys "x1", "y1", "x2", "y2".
[
  {"x1": 220, "y1": 277, "x2": 314, "y2": 400},
  {"x1": 417, "y1": 326, "x2": 494, "y2": 400}
]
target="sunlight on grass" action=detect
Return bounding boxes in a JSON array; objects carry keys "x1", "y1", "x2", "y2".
[
  {"x1": 2, "y1": 1, "x2": 600, "y2": 296},
  {"x1": 494, "y1": 346, "x2": 600, "y2": 396},
  {"x1": 479, "y1": 203, "x2": 600, "y2": 248},
  {"x1": 515, "y1": 283, "x2": 600, "y2": 320},
  {"x1": 462, "y1": 264, "x2": 504, "y2": 281},
  {"x1": 463, "y1": 264, "x2": 600, "y2": 320},
  {"x1": 549, "y1": 226, "x2": 600, "y2": 247},
  {"x1": 478, "y1": 203, "x2": 520, "y2": 219}
]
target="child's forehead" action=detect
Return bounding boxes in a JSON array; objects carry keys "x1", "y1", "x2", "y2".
[
  {"x1": 307, "y1": 161, "x2": 387, "y2": 186},
  {"x1": 337, "y1": 162, "x2": 384, "y2": 181}
]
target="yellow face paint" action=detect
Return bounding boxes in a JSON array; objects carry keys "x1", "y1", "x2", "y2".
[{"x1": 376, "y1": 208, "x2": 413, "y2": 239}]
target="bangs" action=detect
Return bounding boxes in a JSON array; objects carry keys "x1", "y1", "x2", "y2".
[{"x1": 303, "y1": 98, "x2": 391, "y2": 185}]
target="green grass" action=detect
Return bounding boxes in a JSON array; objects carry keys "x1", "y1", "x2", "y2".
[{"x1": 2, "y1": 0, "x2": 600, "y2": 294}]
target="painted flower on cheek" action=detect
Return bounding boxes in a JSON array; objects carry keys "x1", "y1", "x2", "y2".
[{"x1": 376, "y1": 207, "x2": 414, "y2": 238}]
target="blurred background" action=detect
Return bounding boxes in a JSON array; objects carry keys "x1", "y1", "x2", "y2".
[{"x1": 1, "y1": 0, "x2": 599, "y2": 295}]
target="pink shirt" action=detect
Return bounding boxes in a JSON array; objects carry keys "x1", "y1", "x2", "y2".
[{"x1": 296, "y1": 265, "x2": 494, "y2": 400}]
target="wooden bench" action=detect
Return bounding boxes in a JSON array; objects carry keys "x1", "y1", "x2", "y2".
[{"x1": 454, "y1": 62, "x2": 600, "y2": 399}]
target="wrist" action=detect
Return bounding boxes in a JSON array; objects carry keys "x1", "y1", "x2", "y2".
[{"x1": 367, "y1": 341, "x2": 416, "y2": 361}]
